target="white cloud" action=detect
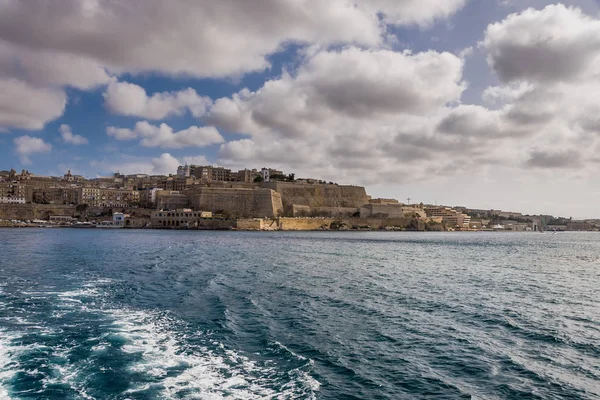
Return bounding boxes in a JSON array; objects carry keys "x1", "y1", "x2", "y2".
[
  {"x1": 0, "y1": 0, "x2": 467, "y2": 133},
  {"x1": 107, "y1": 121, "x2": 224, "y2": 149},
  {"x1": 0, "y1": 41, "x2": 112, "y2": 90},
  {"x1": 149, "y1": 153, "x2": 181, "y2": 175},
  {"x1": 356, "y1": 0, "x2": 466, "y2": 26},
  {"x1": 105, "y1": 127, "x2": 138, "y2": 141},
  {"x1": 13, "y1": 135, "x2": 52, "y2": 164},
  {"x1": 208, "y1": 47, "x2": 465, "y2": 134},
  {"x1": 208, "y1": 47, "x2": 468, "y2": 182},
  {"x1": 103, "y1": 81, "x2": 212, "y2": 119},
  {"x1": 481, "y1": 4, "x2": 600, "y2": 83},
  {"x1": 0, "y1": 78, "x2": 66, "y2": 131},
  {"x1": 59, "y1": 124, "x2": 88, "y2": 145},
  {"x1": 91, "y1": 152, "x2": 199, "y2": 175},
  {"x1": 482, "y1": 82, "x2": 533, "y2": 106},
  {"x1": 182, "y1": 155, "x2": 210, "y2": 166},
  {"x1": 0, "y1": 0, "x2": 465, "y2": 81}
]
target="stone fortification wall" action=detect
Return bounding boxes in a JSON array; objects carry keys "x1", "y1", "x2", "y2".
[
  {"x1": 276, "y1": 217, "x2": 422, "y2": 231},
  {"x1": 187, "y1": 188, "x2": 283, "y2": 218},
  {"x1": 196, "y1": 219, "x2": 237, "y2": 230},
  {"x1": 206, "y1": 181, "x2": 259, "y2": 190},
  {"x1": 278, "y1": 218, "x2": 335, "y2": 230},
  {"x1": 0, "y1": 204, "x2": 156, "y2": 221},
  {"x1": 262, "y1": 182, "x2": 369, "y2": 216},
  {"x1": 292, "y1": 205, "x2": 359, "y2": 217},
  {"x1": 236, "y1": 219, "x2": 264, "y2": 230},
  {"x1": 0, "y1": 204, "x2": 76, "y2": 220},
  {"x1": 156, "y1": 193, "x2": 190, "y2": 210}
]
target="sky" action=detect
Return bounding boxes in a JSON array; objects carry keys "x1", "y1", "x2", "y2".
[{"x1": 1, "y1": 0, "x2": 600, "y2": 218}]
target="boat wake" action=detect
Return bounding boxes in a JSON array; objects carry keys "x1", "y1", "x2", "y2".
[{"x1": 0, "y1": 280, "x2": 319, "y2": 399}]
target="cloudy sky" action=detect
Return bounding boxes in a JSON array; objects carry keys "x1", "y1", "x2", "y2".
[{"x1": 1, "y1": 0, "x2": 600, "y2": 217}]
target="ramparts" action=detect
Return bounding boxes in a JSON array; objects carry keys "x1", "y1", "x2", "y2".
[
  {"x1": 262, "y1": 182, "x2": 369, "y2": 216},
  {"x1": 278, "y1": 217, "x2": 421, "y2": 231},
  {"x1": 0, "y1": 204, "x2": 76, "y2": 220},
  {"x1": 187, "y1": 187, "x2": 283, "y2": 218}
]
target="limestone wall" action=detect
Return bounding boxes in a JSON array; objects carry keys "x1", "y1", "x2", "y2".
[
  {"x1": 292, "y1": 205, "x2": 359, "y2": 217},
  {"x1": 276, "y1": 217, "x2": 423, "y2": 231},
  {"x1": 262, "y1": 182, "x2": 369, "y2": 216},
  {"x1": 236, "y1": 219, "x2": 264, "y2": 230},
  {"x1": 278, "y1": 218, "x2": 335, "y2": 231},
  {"x1": 187, "y1": 188, "x2": 283, "y2": 218},
  {"x1": 151, "y1": 218, "x2": 236, "y2": 230},
  {"x1": 0, "y1": 204, "x2": 76, "y2": 220}
]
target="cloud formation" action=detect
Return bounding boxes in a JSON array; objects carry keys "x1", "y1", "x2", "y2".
[
  {"x1": 91, "y1": 153, "x2": 201, "y2": 175},
  {"x1": 0, "y1": 0, "x2": 465, "y2": 80},
  {"x1": 103, "y1": 81, "x2": 212, "y2": 119},
  {"x1": 0, "y1": 79, "x2": 66, "y2": 131},
  {"x1": 13, "y1": 135, "x2": 52, "y2": 164},
  {"x1": 59, "y1": 124, "x2": 89, "y2": 145},
  {"x1": 482, "y1": 4, "x2": 600, "y2": 83},
  {"x1": 107, "y1": 121, "x2": 224, "y2": 149},
  {"x1": 208, "y1": 46, "x2": 469, "y2": 182}
]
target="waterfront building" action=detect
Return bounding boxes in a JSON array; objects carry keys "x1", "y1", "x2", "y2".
[
  {"x1": 0, "y1": 182, "x2": 33, "y2": 203},
  {"x1": 360, "y1": 203, "x2": 427, "y2": 219},
  {"x1": 425, "y1": 207, "x2": 471, "y2": 229},
  {"x1": 150, "y1": 209, "x2": 213, "y2": 228},
  {"x1": 0, "y1": 196, "x2": 26, "y2": 204}
]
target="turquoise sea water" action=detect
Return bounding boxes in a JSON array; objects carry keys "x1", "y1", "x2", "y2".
[{"x1": 0, "y1": 229, "x2": 598, "y2": 399}]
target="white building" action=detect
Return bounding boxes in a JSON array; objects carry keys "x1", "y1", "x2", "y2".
[
  {"x1": 0, "y1": 197, "x2": 26, "y2": 204},
  {"x1": 261, "y1": 168, "x2": 271, "y2": 182},
  {"x1": 177, "y1": 165, "x2": 191, "y2": 177},
  {"x1": 113, "y1": 212, "x2": 126, "y2": 226}
]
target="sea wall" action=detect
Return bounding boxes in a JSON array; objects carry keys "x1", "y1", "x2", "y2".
[
  {"x1": 187, "y1": 188, "x2": 283, "y2": 218},
  {"x1": 262, "y1": 182, "x2": 369, "y2": 216},
  {"x1": 291, "y1": 205, "x2": 359, "y2": 217},
  {"x1": 0, "y1": 204, "x2": 76, "y2": 220},
  {"x1": 276, "y1": 217, "x2": 423, "y2": 231}
]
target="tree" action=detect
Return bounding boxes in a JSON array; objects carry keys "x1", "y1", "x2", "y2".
[
  {"x1": 287, "y1": 173, "x2": 295, "y2": 181},
  {"x1": 254, "y1": 175, "x2": 264, "y2": 183}
]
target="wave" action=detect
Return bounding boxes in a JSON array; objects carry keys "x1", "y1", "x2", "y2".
[
  {"x1": 0, "y1": 329, "x2": 18, "y2": 399},
  {"x1": 0, "y1": 280, "x2": 320, "y2": 399}
]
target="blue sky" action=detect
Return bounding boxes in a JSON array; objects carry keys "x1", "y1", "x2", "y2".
[{"x1": 2, "y1": 0, "x2": 600, "y2": 217}]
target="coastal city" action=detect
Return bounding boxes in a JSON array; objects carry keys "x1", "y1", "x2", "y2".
[{"x1": 0, "y1": 165, "x2": 594, "y2": 232}]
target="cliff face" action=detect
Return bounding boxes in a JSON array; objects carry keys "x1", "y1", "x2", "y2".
[
  {"x1": 262, "y1": 182, "x2": 369, "y2": 216},
  {"x1": 188, "y1": 188, "x2": 283, "y2": 218}
]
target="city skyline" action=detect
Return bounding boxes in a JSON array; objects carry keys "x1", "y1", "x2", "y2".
[
  {"x1": 0, "y1": 164, "x2": 592, "y2": 221},
  {"x1": 1, "y1": 1, "x2": 600, "y2": 218}
]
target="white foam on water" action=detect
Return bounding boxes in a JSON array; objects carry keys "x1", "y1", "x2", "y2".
[
  {"x1": 105, "y1": 307, "x2": 320, "y2": 399},
  {"x1": 1, "y1": 279, "x2": 320, "y2": 399},
  {"x1": 0, "y1": 331, "x2": 17, "y2": 400}
]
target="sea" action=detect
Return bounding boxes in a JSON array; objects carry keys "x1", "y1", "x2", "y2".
[{"x1": 0, "y1": 229, "x2": 598, "y2": 399}]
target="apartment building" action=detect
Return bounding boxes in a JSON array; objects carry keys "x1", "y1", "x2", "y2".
[{"x1": 425, "y1": 206, "x2": 471, "y2": 229}]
